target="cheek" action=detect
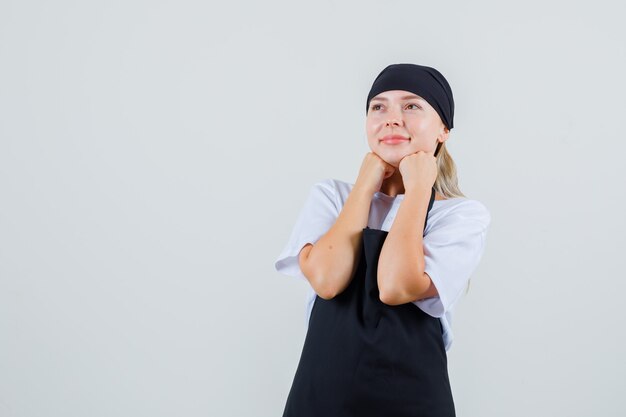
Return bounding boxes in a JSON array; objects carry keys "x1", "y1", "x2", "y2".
[
  {"x1": 407, "y1": 120, "x2": 435, "y2": 137},
  {"x1": 365, "y1": 121, "x2": 377, "y2": 140}
]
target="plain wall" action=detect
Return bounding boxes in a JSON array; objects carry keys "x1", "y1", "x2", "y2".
[{"x1": 1, "y1": 0, "x2": 625, "y2": 415}]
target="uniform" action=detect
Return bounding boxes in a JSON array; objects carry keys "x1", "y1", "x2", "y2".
[{"x1": 274, "y1": 178, "x2": 491, "y2": 416}]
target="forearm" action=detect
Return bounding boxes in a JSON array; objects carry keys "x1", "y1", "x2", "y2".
[
  {"x1": 377, "y1": 186, "x2": 431, "y2": 305},
  {"x1": 304, "y1": 185, "x2": 373, "y2": 299}
]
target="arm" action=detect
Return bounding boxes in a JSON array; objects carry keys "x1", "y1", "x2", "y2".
[
  {"x1": 297, "y1": 185, "x2": 374, "y2": 300},
  {"x1": 377, "y1": 186, "x2": 437, "y2": 305}
]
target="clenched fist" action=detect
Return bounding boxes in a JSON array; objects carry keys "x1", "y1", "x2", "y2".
[
  {"x1": 354, "y1": 152, "x2": 396, "y2": 196},
  {"x1": 398, "y1": 151, "x2": 437, "y2": 193}
]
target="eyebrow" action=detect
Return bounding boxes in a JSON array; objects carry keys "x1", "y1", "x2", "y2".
[{"x1": 370, "y1": 94, "x2": 425, "y2": 102}]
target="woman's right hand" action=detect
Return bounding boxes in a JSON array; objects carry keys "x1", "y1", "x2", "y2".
[
  {"x1": 354, "y1": 152, "x2": 396, "y2": 196},
  {"x1": 301, "y1": 152, "x2": 394, "y2": 299}
]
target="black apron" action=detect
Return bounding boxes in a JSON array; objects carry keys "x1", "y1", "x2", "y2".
[{"x1": 283, "y1": 187, "x2": 455, "y2": 417}]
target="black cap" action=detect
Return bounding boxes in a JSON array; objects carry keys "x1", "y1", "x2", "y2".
[{"x1": 366, "y1": 63, "x2": 455, "y2": 130}]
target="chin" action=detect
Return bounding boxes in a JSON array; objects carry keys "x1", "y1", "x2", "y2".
[{"x1": 379, "y1": 155, "x2": 401, "y2": 168}]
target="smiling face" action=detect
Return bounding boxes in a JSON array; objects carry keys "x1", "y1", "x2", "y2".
[{"x1": 366, "y1": 90, "x2": 450, "y2": 167}]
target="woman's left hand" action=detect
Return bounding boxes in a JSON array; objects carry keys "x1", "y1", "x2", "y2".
[{"x1": 398, "y1": 151, "x2": 438, "y2": 193}]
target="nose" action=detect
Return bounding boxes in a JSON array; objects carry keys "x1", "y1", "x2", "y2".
[
  {"x1": 385, "y1": 108, "x2": 403, "y2": 127},
  {"x1": 385, "y1": 117, "x2": 404, "y2": 128}
]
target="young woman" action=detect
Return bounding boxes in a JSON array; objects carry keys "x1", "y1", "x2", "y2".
[{"x1": 274, "y1": 63, "x2": 491, "y2": 417}]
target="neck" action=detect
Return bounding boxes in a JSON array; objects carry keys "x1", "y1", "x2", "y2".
[{"x1": 380, "y1": 170, "x2": 405, "y2": 197}]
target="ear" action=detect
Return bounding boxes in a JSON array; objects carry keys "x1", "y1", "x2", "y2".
[{"x1": 439, "y1": 126, "x2": 450, "y2": 143}]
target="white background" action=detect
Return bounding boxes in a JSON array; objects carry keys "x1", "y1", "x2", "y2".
[{"x1": 1, "y1": 0, "x2": 625, "y2": 416}]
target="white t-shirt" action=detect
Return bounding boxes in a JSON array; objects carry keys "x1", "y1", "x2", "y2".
[{"x1": 274, "y1": 178, "x2": 491, "y2": 352}]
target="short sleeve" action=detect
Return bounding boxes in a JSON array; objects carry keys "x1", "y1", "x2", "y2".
[
  {"x1": 274, "y1": 179, "x2": 340, "y2": 281},
  {"x1": 412, "y1": 200, "x2": 491, "y2": 317}
]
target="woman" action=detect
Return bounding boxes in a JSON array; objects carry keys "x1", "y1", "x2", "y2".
[{"x1": 274, "y1": 63, "x2": 491, "y2": 417}]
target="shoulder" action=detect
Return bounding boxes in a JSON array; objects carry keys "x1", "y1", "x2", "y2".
[
  {"x1": 435, "y1": 197, "x2": 490, "y2": 222},
  {"x1": 450, "y1": 198, "x2": 490, "y2": 224},
  {"x1": 311, "y1": 178, "x2": 352, "y2": 192},
  {"x1": 296, "y1": 178, "x2": 345, "y2": 215},
  {"x1": 426, "y1": 197, "x2": 491, "y2": 235},
  {"x1": 309, "y1": 178, "x2": 353, "y2": 203}
]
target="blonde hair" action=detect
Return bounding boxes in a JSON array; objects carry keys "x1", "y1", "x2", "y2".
[
  {"x1": 433, "y1": 140, "x2": 472, "y2": 295},
  {"x1": 433, "y1": 141, "x2": 466, "y2": 199}
]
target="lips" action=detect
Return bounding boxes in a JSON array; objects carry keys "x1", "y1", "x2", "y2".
[{"x1": 380, "y1": 134, "x2": 410, "y2": 144}]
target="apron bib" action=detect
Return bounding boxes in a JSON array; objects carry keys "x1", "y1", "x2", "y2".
[{"x1": 283, "y1": 187, "x2": 456, "y2": 417}]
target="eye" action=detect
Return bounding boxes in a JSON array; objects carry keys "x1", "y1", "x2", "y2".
[
  {"x1": 371, "y1": 104, "x2": 382, "y2": 111},
  {"x1": 406, "y1": 103, "x2": 422, "y2": 110}
]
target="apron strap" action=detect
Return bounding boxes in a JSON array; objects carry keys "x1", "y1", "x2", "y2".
[{"x1": 424, "y1": 186, "x2": 436, "y2": 233}]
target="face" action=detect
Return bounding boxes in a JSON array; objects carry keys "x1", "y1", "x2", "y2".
[{"x1": 366, "y1": 90, "x2": 450, "y2": 167}]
